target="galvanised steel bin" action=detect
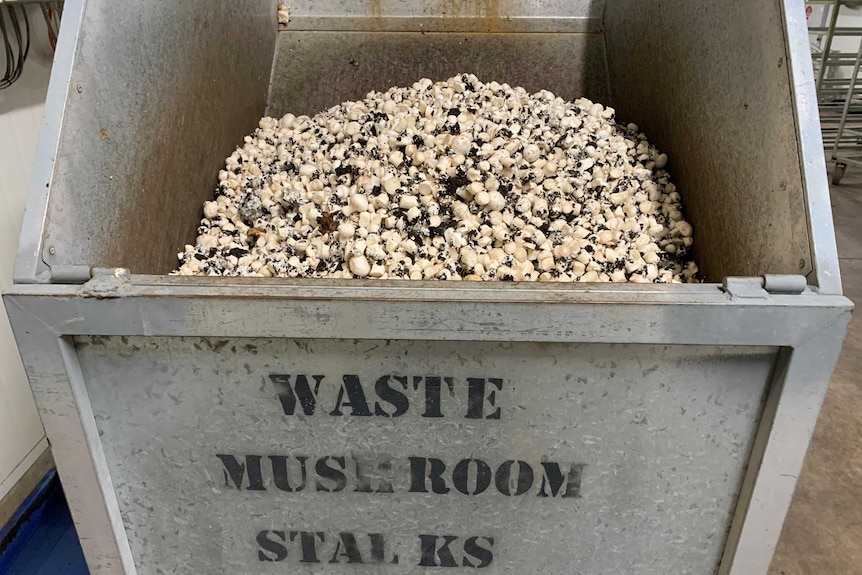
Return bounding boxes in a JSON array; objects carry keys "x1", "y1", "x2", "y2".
[{"x1": 4, "y1": 1, "x2": 853, "y2": 574}]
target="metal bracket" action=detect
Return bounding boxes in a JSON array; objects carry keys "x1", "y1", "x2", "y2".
[
  {"x1": 49, "y1": 264, "x2": 92, "y2": 284},
  {"x1": 762, "y1": 274, "x2": 808, "y2": 295},
  {"x1": 723, "y1": 275, "x2": 809, "y2": 300},
  {"x1": 723, "y1": 277, "x2": 770, "y2": 300}
]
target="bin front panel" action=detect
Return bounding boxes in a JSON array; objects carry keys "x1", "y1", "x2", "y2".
[{"x1": 74, "y1": 336, "x2": 775, "y2": 574}]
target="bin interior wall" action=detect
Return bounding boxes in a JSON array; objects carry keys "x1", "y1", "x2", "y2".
[
  {"x1": 37, "y1": 0, "x2": 277, "y2": 277},
  {"x1": 30, "y1": 0, "x2": 815, "y2": 284},
  {"x1": 605, "y1": 0, "x2": 813, "y2": 282},
  {"x1": 266, "y1": 31, "x2": 612, "y2": 120}
]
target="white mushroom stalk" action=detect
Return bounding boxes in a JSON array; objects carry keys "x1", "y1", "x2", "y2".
[{"x1": 176, "y1": 74, "x2": 698, "y2": 283}]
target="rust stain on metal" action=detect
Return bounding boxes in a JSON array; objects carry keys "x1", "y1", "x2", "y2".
[
  {"x1": 484, "y1": 0, "x2": 504, "y2": 32},
  {"x1": 484, "y1": 0, "x2": 502, "y2": 20},
  {"x1": 369, "y1": 0, "x2": 383, "y2": 30}
]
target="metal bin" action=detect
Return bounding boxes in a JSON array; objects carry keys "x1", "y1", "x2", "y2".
[{"x1": 3, "y1": 1, "x2": 853, "y2": 574}]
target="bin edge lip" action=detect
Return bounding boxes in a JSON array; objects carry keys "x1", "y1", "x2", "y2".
[{"x1": 4, "y1": 274, "x2": 855, "y2": 312}]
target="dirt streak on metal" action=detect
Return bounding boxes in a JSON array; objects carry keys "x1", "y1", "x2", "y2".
[{"x1": 367, "y1": 0, "x2": 508, "y2": 30}]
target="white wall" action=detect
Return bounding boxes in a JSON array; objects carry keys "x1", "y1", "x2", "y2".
[{"x1": 0, "y1": 9, "x2": 53, "y2": 503}]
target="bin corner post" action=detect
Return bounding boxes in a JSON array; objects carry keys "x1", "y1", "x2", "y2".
[
  {"x1": 718, "y1": 305, "x2": 852, "y2": 575},
  {"x1": 2, "y1": 291, "x2": 137, "y2": 575},
  {"x1": 781, "y1": 0, "x2": 844, "y2": 295}
]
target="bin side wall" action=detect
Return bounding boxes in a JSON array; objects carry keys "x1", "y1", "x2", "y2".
[
  {"x1": 38, "y1": 0, "x2": 277, "y2": 275},
  {"x1": 265, "y1": 0, "x2": 608, "y2": 119},
  {"x1": 267, "y1": 31, "x2": 611, "y2": 120},
  {"x1": 74, "y1": 335, "x2": 775, "y2": 575},
  {"x1": 605, "y1": 0, "x2": 813, "y2": 282}
]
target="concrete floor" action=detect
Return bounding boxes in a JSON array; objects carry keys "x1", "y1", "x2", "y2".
[{"x1": 769, "y1": 166, "x2": 862, "y2": 575}]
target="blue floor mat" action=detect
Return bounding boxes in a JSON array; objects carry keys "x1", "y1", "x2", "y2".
[{"x1": 0, "y1": 469, "x2": 89, "y2": 575}]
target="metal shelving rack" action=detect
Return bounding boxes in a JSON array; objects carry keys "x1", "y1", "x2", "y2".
[{"x1": 809, "y1": 0, "x2": 862, "y2": 184}]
